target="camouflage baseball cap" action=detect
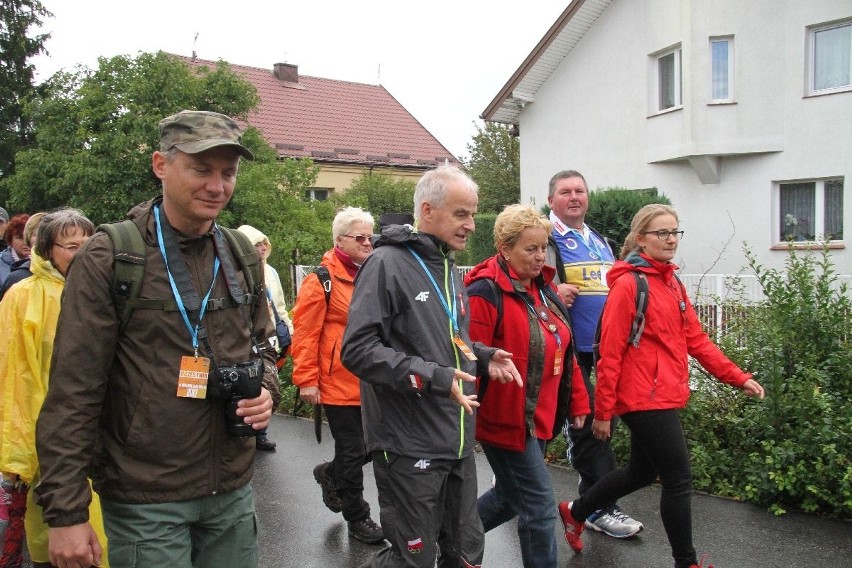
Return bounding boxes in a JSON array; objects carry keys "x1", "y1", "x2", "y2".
[{"x1": 158, "y1": 110, "x2": 254, "y2": 160}]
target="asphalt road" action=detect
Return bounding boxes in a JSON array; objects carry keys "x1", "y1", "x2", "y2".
[{"x1": 253, "y1": 414, "x2": 850, "y2": 568}]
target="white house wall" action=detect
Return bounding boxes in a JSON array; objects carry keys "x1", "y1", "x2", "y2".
[{"x1": 518, "y1": 0, "x2": 851, "y2": 275}]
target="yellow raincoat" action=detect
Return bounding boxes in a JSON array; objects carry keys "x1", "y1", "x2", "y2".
[{"x1": 0, "y1": 252, "x2": 109, "y2": 565}]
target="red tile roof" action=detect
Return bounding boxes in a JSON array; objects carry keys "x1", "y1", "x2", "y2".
[{"x1": 180, "y1": 56, "x2": 459, "y2": 168}]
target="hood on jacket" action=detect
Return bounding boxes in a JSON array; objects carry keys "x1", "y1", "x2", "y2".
[
  {"x1": 606, "y1": 251, "x2": 678, "y2": 288},
  {"x1": 237, "y1": 224, "x2": 271, "y2": 257},
  {"x1": 465, "y1": 254, "x2": 557, "y2": 294},
  {"x1": 30, "y1": 251, "x2": 65, "y2": 285},
  {"x1": 373, "y1": 223, "x2": 453, "y2": 256}
]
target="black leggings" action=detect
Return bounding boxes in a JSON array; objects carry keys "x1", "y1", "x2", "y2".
[{"x1": 571, "y1": 409, "x2": 697, "y2": 568}]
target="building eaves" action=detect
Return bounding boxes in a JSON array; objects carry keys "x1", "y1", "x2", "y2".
[{"x1": 481, "y1": 0, "x2": 612, "y2": 125}]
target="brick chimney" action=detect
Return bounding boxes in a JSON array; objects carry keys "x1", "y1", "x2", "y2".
[{"x1": 273, "y1": 62, "x2": 299, "y2": 84}]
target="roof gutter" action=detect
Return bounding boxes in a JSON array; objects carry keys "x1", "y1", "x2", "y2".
[{"x1": 480, "y1": 0, "x2": 587, "y2": 123}]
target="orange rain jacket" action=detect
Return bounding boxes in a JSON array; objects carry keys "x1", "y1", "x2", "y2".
[{"x1": 291, "y1": 249, "x2": 361, "y2": 405}]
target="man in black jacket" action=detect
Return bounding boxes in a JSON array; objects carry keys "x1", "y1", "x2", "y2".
[{"x1": 342, "y1": 166, "x2": 520, "y2": 568}]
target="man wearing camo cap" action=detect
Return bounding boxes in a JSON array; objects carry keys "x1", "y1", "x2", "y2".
[{"x1": 36, "y1": 110, "x2": 280, "y2": 568}]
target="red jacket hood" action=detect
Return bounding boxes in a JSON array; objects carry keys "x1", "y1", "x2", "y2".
[{"x1": 606, "y1": 252, "x2": 679, "y2": 287}]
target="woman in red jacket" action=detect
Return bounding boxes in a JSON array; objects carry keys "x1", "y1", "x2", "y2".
[
  {"x1": 465, "y1": 204, "x2": 589, "y2": 568},
  {"x1": 291, "y1": 206, "x2": 384, "y2": 545},
  {"x1": 558, "y1": 204, "x2": 764, "y2": 568}
]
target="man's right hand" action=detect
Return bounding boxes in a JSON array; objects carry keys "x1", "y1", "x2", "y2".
[
  {"x1": 557, "y1": 283, "x2": 580, "y2": 308},
  {"x1": 450, "y1": 369, "x2": 480, "y2": 415},
  {"x1": 49, "y1": 523, "x2": 102, "y2": 568}
]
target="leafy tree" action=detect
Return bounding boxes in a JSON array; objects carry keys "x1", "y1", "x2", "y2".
[
  {"x1": 329, "y1": 170, "x2": 415, "y2": 219},
  {"x1": 1, "y1": 51, "x2": 268, "y2": 222},
  {"x1": 226, "y1": 146, "x2": 331, "y2": 275},
  {"x1": 464, "y1": 121, "x2": 520, "y2": 214},
  {"x1": 0, "y1": 0, "x2": 51, "y2": 183}
]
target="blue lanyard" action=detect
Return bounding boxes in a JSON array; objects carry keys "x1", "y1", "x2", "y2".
[
  {"x1": 154, "y1": 205, "x2": 220, "y2": 354},
  {"x1": 406, "y1": 245, "x2": 459, "y2": 334}
]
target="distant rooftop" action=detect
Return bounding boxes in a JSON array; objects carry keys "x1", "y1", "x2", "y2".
[{"x1": 180, "y1": 56, "x2": 459, "y2": 169}]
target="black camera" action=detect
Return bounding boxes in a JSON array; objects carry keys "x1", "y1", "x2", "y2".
[{"x1": 209, "y1": 359, "x2": 264, "y2": 438}]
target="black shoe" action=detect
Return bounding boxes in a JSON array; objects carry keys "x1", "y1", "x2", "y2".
[
  {"x1": 348, "y1": 516, "x2": 384, "y2": 544},
  {"x1": 256, "y1": 435, "x2": 277, "y2": 452},
  {"x1": 313, "y1": 462, "x2": 342, "y2": 513}
]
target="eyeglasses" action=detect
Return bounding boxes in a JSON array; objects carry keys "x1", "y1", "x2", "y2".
[
  {"x1": 53, "y1": 242, "x2": 82, "y2": 253},
  {"x1": 343, "y1": 234, "x2": 371, "y2": 244},
  {"x1": 641, "y1": 229, "x2": 685, "y2": 240}
]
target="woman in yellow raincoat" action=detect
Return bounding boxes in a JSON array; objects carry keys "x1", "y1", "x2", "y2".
[{"x1": 0, "y1": 208, "x2": 109, "y2": 567}]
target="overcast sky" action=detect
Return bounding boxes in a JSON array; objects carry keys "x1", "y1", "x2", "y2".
[{"x1": 31, "y1": 1, "x2": 568, "y2": 160}]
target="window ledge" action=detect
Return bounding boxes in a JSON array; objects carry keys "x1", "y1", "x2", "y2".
[
  {"x1": 804, "y1": 86, "x2": 851, "y2": 98},
  {"x1": 707, "y1": 100, "x2": 737, "y2": 106},
  {"x1": 647, "y1": 105, "x2": 683, "y2": 119},
  {"x1": 771, "y1": 242, "x2": 845, "y2": 251}
]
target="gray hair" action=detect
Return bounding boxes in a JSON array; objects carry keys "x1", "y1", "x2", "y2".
[
  {"x1": 413, "y1": 166, "x2": 478, "y2": 221},
  {"x1": 332, "y1": 207, "x2": 375, "y2": 242},
  {"x1": 548, "y1": 170, "x2": 587, "y2": 198},
  {"x1": 34, "y1": 207, "x2": 95, "y2": 259}
]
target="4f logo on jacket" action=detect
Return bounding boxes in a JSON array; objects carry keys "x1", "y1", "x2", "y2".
[
  {"x1": 413, "y1": 459, "x2": 431, "y2": 470},
  {"x1": 414, "y1": 291, "x2": 430, "y2": 302}
]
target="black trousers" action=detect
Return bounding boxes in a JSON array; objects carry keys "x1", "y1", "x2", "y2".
[
  {"x1": 362, "y1": 452, "x2": 483, "y2": 568},
  {"x1": 324, "y1": 404, "x2": 371, "y2": 522},
  {"x1": 571, "y1": 409, "x2": 697, "y2": 568},
  {"x1": 565, "y1": 351, "x2": 618, "y2": 509}
]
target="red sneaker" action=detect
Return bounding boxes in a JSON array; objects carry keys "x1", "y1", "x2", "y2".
[
  {"x1": 558, "y1": 501, "x2": 585, "y2": 552},
  {"x1": 690, "y1": 553, "x2": 714, "y2": 567}
]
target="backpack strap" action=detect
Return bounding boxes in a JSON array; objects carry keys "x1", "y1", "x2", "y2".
[
  {"x1": 219, "y1": 227, "x2": 262, "y2": 312},
  {"x1": 627, "y1": 272, "x2": 649, "y2": 348},
  {"x1": 98, "y1": 220, "x2": 147, "y2": 332},
  {"x1": 592, "y1": 271, "x2": 651, "y2": 363},
  {"x1": 314, "y1": 265, "x2": 332, "y2": 305},
  {"x1": 100, "y1": 220, "x2": 261, "y2": 332}
]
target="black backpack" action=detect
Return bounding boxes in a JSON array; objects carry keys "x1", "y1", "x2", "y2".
[{"x1": 592, "y1": 271, "x2": 683, "y2": 364}]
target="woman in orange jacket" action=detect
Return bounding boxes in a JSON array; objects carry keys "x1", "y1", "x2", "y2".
[{"x1": 291, "y1": 206, "x2": 384, "y2": 545}]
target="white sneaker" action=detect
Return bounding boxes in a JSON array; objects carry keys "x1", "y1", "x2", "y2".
[{"x1": 584, "y1": 507, "x2": 643, "y2": 538}]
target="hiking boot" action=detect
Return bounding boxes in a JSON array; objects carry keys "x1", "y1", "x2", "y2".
[
  {"x1": 558, "y1": 501, "x2": 585, "y2": 552},
  {"x1": 585, "y1": 506, "x2": 643, "y2": 538},
  {"x1": 256, "y1": 434, "x2": 277, "y2": 452},
  {"x1": 313, "y1": 462, "x2": 342, "y2": 513},
  {"x1": 348, "y1": 516, "x2": 385, "y2": 544},
  {"x1": 690, "y1": 553, "x2": 714, "y2": 568}
]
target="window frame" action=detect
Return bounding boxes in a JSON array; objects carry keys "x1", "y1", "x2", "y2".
[
  {"x1": 709, "y1": 36, "x2": 734, "y2": 103},
  {"x1": 775, "y1": 177, "x2": 845, "y2": 245},
  {"x1": 653, "y1": 44, "x2": 683, "y2": 113},
  {"x1": 304, "y1": 188, "x2": 331, "y2": 202},
  {"x1": 806, "y1": 19, "x2": 852, "y2": 96}
]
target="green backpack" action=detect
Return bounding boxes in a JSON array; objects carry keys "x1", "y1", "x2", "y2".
[{"x1": 98, "y1": 219, "x2": 262, "y2": 331}]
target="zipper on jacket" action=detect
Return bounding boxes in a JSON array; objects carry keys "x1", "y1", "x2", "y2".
[{"x1": 443, "y1": 256, "x2": 465, "y2": 459}]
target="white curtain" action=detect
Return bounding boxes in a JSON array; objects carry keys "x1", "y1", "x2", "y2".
[
  {"x1": 814, "y1": 24, "x2": 851, "y2": 90},
  {"x1": 711, "y1": 40, "x2": 730, "y2": 99}
]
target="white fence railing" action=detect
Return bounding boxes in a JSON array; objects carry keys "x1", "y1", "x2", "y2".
[{"x1": 295, "y1": 266, "x2": 851, "y2": 302}]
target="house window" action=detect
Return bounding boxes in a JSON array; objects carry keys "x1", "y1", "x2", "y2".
[
  {"x1": 304, "y1": 188, "x2": 330, "y2": 201},
  {"x1": 808, "y1": 19, "x2": 851, "y2": 94},
  {"x1": 710, "y1": 37, "x2": 734, "y2": 101},
  {"x1": 657, "y1": 46, "x2": 682, "y2": 111},
  {"x1": 779, "y1": 178, "x2": 844, "y2": 242}
]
